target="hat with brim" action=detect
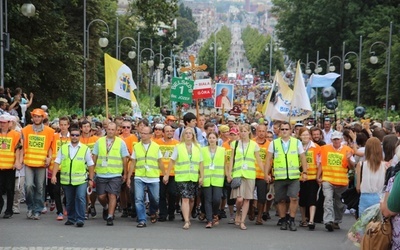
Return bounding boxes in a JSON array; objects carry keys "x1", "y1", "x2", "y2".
[
  {"x1": 331, "y1": 131, "x2": 343, "y2": 140},
  {"x1": 0, "y1": 114, "x2": 12, "y2": 122}
]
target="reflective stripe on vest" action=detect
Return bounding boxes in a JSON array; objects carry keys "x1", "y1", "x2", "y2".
[
  {"x1": 59, "y1": 144, "x2": 88, "y2": 185},
  {"x1": 0, "y1": 130, "x2": 20, "y2": 169},
  {"x1": 202, "y1": 146, "x2": 225, "y2": 187},
  {"x1": 175, "y1": 143, "x2": 201, "y2": 182},
  {"x1": 273, "y1": 137, "x2": 300, "y2": 180},
  {"x1": 134, "y1": 142, "x2": 160, "y2": 178},
  {"x1": 305, "y1": 146, "x2": 320, "y2": 180},
  {"x1": 22, "y1": 125, "x2": 54, "y2": 167},
  {"x1": 95, "y1": 137, "x2": 123, "y2": 176},
  {"x1": 321, "y1": 145, "x2": 351, "y2": 186},
  {"x1": 231, "y1": 140, "x2": 257, "y2": 179}
]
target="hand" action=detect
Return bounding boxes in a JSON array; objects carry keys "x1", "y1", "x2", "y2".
[
  {"x1": 51, "y1": 176, "x2": 57, "y2": 184},
  {"x1": 349, "y1": 130, "x2": 356, "y2": 142},
  {"x1": 45, "y1": 157, "x2": 51, "y2": 167},
  {"x1": 266, "y1": 175, "x2": 272, "y2": 183},
  {"x1": 301, "y1": 173, "x2": 307, "y2": 181},
  {"x1": 317, "y1": 178, "x2": 323, "y2": 185},
  {"x1": 88, "y1": 180, "x2": 94, "y2": 188},
  {"x1": 227, "y1": 175, "x2": 232, "y2": 183},
  {"x1": 29, "y1": 92, "x2": 34, "y2": 98},
  {"x1": 163, "y1": 175, "x2": 169, "y2": 184},
  {"x1": 14, "y1": 162, "x2": 22, "y2": 170},
  {"x1": 198, "y1": 177, "x2": 203, "y2": 186},
  {"x1": 122, "y1": 174, "x2": 127, "y2": 183},
  {"x1": 126, "y1": 178, "x2": 131, "y2": 189}
]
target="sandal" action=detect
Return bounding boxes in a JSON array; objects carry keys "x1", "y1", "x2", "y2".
[
  {"x1": 212, "y1": 215, "x2": 219, "y2": 226},
  {"x1": 255, "y1": 220, "x2": 263, "y2": 225},
  {"x1": 300, "y1": 221, "x2": 308, "y2": 227},
  {"x1": 240, "y1": 222, "x2": 247, "y2": 230},
  {"x1": 205, "y1": 221, "x2": 212, "y2": 228},
  {"x1": 150, "y1": 214, "x2": 157, "y2": 223},
  {"x1": 308, "y1": 222, "x2": 315, "y2": 230},
  {"x1": 183, "y1": 221, "x2": 190, "y2": 230},
  {"x1": 235, "y1": 212, "x2": 241, "y2": 226}
]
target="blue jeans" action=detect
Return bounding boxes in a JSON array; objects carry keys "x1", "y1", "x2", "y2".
[
  {"x1": 134, "y1": 179, "x2": 159, "y2": 223},
  {"x1": 359, "y1": 193, "x2": 380, "y2": 217},
  {"x1": 62, "y1": 183, "x2": 87, "y2": 223},
  {"x1": 25, "y1": 167, "x2": 46, "y2": 214}
]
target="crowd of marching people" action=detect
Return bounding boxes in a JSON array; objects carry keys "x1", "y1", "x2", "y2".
[{"x1": 0, "y1": 87, "x2": 400, "y2": 248}]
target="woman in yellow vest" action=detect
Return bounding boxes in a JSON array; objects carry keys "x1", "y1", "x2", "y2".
[
  {"x1": 202, "y1": 131, "x2": 226, "y2": 228},
  {"x1": 163, "y1": 127, "x2": 204, "y2": 230},
  {"x1": 298, "y1": 127, "x2": 321, "y2": 230},
  {"x1": 227, "y1": 124, "x2": 264, "y2": 230}
]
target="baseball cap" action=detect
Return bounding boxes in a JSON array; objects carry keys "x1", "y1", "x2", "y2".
[
  {"x1": 229, "y1": 127, "x2": 239, "y2": 135},
  {"x1": 331, "y1": 131, "x2": 343, "y2": 140},
  {"x1": 294, "y1": 122, "x2": 303, "y2": 128}
]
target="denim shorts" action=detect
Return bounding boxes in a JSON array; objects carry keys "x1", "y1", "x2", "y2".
[{"x1": 359, "y1": 193, "x2": 380, "y2": 217}]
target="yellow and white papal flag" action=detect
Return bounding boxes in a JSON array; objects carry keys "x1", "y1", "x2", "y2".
[{"x1": 104, "y1": 53, "x2": 137, "y2": 102}]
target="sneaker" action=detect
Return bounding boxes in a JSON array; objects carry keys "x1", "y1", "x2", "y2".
[
  {"x1": 102, "y1": 208, "x2": 108, "y2": 221},
  {"x1": 33, "y1": 213, "x2": 41, "y2": 220},
  {"x1": 50, "y1": 202, "x2": 56, "y2": 212},
  {"x1": 13, "y1": 208, "x2": 20, "y2": 214},
  {"x1": 90, "y1": 206, "x2": 97, "y2": 217},
  {"x1": 106, "y1": 217, "x2": 113, "y2": 226},
  {"x1": 26, "y1": 210, "x2": 33, "y2": 219},
  {"x1": 262, "y1": 212, "x2": 271, "y2": 221},
  {"x1": 325, "y1": 222, "x2": 334, "y2": 232},
  {"x1": 277, "y1": 218, "x2": 285, "y2": 226},
  {"x1": 280, "y1": 220, "x2": 288, "y2": 230},
  {"x1": 41, "y1": 207, "x2": 47, "y2": 214},
  {"x1": 57, "y1": 213, "x2": 64, "y2": 221},
  {"x1": 289, "y1": 220, "x2": 297, "y2": 231},
  {"x1": 333, "y1": 223, "x2": 340, "y2": 229},
  {"x1": 3, "y1": 213, "x2": 12, "y2": 219},
  {"x1": 228, "y1": 217, "x2": 235, "y2": 224},
  {"x1": 219, "y1": 210, "x2": 227, "y2": 218},
  {"x1": 76, "y1": 221, "x2": 84, "y2": 227},
  {"x1": 64, "y1": 220, "x2": 74, "y2": 225}
]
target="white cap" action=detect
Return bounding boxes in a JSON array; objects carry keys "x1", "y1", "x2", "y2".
[{"x1": 41, "y1": 105, "x2": 48, "y2": 111}]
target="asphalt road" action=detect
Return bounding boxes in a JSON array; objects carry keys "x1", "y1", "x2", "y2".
[{"x1": 0, "y1": 201, "x2": 359, "y2": 250}]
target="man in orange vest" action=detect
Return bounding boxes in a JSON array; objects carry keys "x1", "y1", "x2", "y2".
[
  {"x1": 22, "y1": 108, "x2": 54, "y2": 220},
  {"x1": 154, "y1": 125, "x2": 179, "y2": 221},
  {"x1": 320, "y1": 131, "x2": 354, "y2": 232},
  {"x1": 0, "y1": 114, "x2": 22, "y2": 218}
]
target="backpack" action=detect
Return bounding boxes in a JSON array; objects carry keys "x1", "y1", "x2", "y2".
[{"x1": 384, "y1": 161, "x2": 400, "y2": 186}]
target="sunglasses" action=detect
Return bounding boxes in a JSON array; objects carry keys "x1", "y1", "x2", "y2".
[
  {"x1": 154, "y1": 128, "x2": 162, "y2": 131},
  {"x1": 280, "y1": 128, "x2": 290, "y2": 131},
  {"x1": 122, "y1": 126, "x2": 131, "y2": 129},
  {"x1": 70, "y1": 134, "x2": 80, "y2": 137}
]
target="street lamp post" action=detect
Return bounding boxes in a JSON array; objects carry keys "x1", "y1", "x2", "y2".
[
  {"x1": 329, "y1": 39, "x2": 362, "y2": 118},
  {"x1": 209, "y1": 32, "x2": 221, "y2": 80},
  {"x1": 83, "y1": 13, "x2": 109, "y2": 117},
  {"x1": 369, "y1": 22, "x2": 392, "y2": 121}
]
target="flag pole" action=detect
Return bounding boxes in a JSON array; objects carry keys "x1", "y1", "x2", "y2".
[{"x1": 105, "y1": 88, "x2": 109, "y2": 120}]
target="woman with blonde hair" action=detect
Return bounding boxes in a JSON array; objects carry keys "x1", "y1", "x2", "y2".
[
  {"x1": 163, "y1": 127, "x2": 204, "y2": 229},
  {"x1": 356, "y1": 137, "x2": 387, "y2": 216},
  {"x1": 227, "y1": 123, "x2": 264, "y2": 230}
]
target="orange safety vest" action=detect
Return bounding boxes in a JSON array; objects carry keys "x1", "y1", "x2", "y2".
[
  {"x1": 321, "y1": 144, "x2": 353, "y2": 186},
  {"x1": 22, "y1": 125, "x2": 54, "y2": 167},
  {"x1": 304, "y1": 143, "x2": 321, "y2": 180},
  {"x1": 80, "y1": 135, "x2": 99, "y2": 150},
  {"x1": 253, "y1": 138, "x2": 269, "y2": 179},
  {"x1": 0, "y1": 130, "x2": 21, "y2": 170},
  {"x1": 50, "y1": 133, "x2": 70, "y2": 172},
  {"x1": 120, "y1": 134, "x2": 138, "y2": 155},
  {"x1": 222, "y1": 139, "x2": 232, "y2": 164},
  {"x1": 155, "y1": 138, "x2": 179, "y2": 176}
]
